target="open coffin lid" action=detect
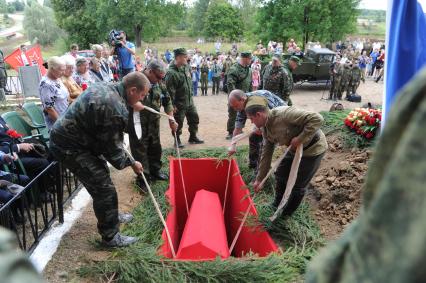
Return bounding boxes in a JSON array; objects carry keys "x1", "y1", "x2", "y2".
[{"x1": 159, "y1": 158, "x2": 279, "y2": 261}]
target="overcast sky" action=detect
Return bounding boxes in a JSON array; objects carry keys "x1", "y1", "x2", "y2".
[{"x1": 360, "y1": 0, "x2": 426, "y2": 11}]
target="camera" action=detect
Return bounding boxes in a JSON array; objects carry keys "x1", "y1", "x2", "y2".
[{"x1": 109, "y1": 30, "x2": 123, "y2": 47}]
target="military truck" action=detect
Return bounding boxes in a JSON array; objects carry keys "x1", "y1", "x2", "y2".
[{"x1": 287, "y1": 48, "x2": 336, "y2": 82}]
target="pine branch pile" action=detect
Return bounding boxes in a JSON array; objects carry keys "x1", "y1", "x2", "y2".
[{"x1": 78, "y1": 147, "x2": 324, "y2": 283}]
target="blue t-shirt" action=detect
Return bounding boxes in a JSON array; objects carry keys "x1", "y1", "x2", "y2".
[
  {"x1": 370, "y1": 51, "x2": 379, "y2": 63},
  {"x1": 117, "y1": 41, "x2": 135, "y2": 69}
]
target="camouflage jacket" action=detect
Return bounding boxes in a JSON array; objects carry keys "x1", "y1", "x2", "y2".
[
  {"x1": 50, "y1": 82, "x2": 135, "y2": 170},
  {"x1": 0, "y1": 228, "x2": 45, "y2": 283},
  {"x1": 262, "y1": 64, "x2": 290, "y2": 100},
  {"x1": 349, "y1": 66, "x2": 362, "y2": 85},
  {"x1": 341, "y1": 64, "x2": 352, "y2": 86},
  {"x1": 165, "y1": 61, "x2": 193, "y2": 108},
  {"x1": 200, "y1": 64, "x2": 209, "y2": 75},
  {"x1": 142, "y1": 81, "x2": 173, "y2": 114},
  {"x1": 282, "y1": 62, "x2": 295, "y2": 100},
  {"x1": 223, "y1": 59, "x2": 233, "y2": 75},
  {"x1": 227, "y1": 62, "x2": 252, "y2": 93},
  {"x1": 306, "y1": 67, "x2": 426, "y2": 283}
]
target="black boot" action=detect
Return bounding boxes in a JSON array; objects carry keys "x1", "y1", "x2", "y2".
[
  {"x1": 135, "y1": 175, "x2": 148, "y2": 194},
  {"x1": 188, "y1": 135, "x2": 204, "y2": 144},
  {"x1": 174, "y1": 136, "x2": 184, "y2": 148}
]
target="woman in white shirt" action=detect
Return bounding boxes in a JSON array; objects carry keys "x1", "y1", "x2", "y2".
[{"x1": 38, "y1": 56, "x2": 69, "y2": 129}]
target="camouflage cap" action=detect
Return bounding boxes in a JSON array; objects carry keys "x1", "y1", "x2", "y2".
[
  {"x1": 240, "y1": 51, "x2": 252, "y2": 58},
  {"x1": 147, "y1": 60, "x2": 166, "y2": 73},
  {"x1": 289, "y1": 56, "x2": 302, "y2": 65},
  {"x1": 173, "y1": 47, "x2": 187, "y2": 57},
  {"x1": 245, "y1": 96, "x2": 268, "y2": 110},
  {"x1": 272, "y1": 53, "x2": 281, "y2": 61}
]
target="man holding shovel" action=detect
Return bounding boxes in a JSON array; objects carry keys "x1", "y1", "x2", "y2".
[
  {"x1": 128, "y1": 60, "x2": 177, "y2": 189},
  {"x1": 227, "y1": 89, "x2": 285, "y2": 171},
  {"x1": 247, "y1": 97, "x2": 328, "y2": 216},
  {"x1": 50, "y1": 72, "x2": 148, "y2": 247}
]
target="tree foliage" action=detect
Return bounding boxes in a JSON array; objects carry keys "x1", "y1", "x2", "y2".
[
  {"x1": 23, "y1": 3, "x2": 63, "y2": 46},
  {"x1": 51, "y1": 0, "x2": 100, "y2": 48},
  {"x1": 204, "y1": 0, "x2": 244, "y2": 41},
  {"x1": 188, "y1": 0, "x2": 210, "y2": 36},
  {"x1": 51, "y1": 0, "x2": 184, "y2": 48},
  {"x1": 255, "y1": 0, "x2": 360, "y2": 46}
]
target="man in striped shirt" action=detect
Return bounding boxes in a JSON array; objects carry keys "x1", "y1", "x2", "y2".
[{"x1": 228, "y1": 89, "x2": 286, "y2": 170}]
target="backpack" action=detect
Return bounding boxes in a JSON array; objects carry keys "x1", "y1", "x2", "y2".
[{"x1": 347, "y1": 93, "x2": 362, "y2": 102}]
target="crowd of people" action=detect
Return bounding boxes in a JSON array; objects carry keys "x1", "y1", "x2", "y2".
[{"x1": 28, "y1": 28, "x2": 328, "y2": 248}]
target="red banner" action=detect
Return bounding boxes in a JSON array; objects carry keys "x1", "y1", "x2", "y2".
[{"x1": 4, "y1": 44, "x2": 47, "y2": 75}]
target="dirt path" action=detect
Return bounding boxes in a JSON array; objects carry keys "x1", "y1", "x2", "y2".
[
  {"x1": 160, "y1": 79, "x2": 383, "y2": 150},
  {"x1": 43, "y1": 80, "x2": 382, "y2": 281}
]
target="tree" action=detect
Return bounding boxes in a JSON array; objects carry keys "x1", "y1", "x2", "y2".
[
  {"x1": 51, "y1": 0, "x2": 184, "y2": 48},
  {"x1": 235, "y1": 0, "x2": 259, "y2": 38},
  {"x1": 203, "y1": 0, "x2": 244, "y2": 41},
  {"x1": 188, "y1": 0, "x2": 210, "y2": 36},
  {"x1": 51, "y1": 0, "x2": 101, "y2": 48},
  {"x1": 23, "y1": 3, "x2": 64, "y2": 46},
  {"x1": 93, "y1": 0, "x2": 184, "y2": 47},
  {"x1": 254, "y1": 0, "x2": 359, "y2": 48}
]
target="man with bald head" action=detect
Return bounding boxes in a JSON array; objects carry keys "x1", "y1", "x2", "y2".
[
  {"x1": 50, "y1": 72, "x2": 148, "y2": 247},
  {"x1": 129, "y1": 60, "x2": 177, "y2": 187},
  {"x1": 228, "y1": 89, "x2": 285, "y2": 170}
]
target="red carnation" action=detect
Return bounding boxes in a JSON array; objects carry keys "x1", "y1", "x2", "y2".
[
  {"x1": 365, "y1": 132, "x2": 374, "y2": 139},
  {"x1": 6, "y1": 129, "x2": 23, "y2": 139}
]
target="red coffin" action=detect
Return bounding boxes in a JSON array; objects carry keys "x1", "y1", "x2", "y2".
[{"x1": 160, "y1": 158, "x2": 279, "y2": 261}]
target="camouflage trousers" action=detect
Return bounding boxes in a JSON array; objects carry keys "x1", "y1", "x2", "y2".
[
  {"x1": 200, "y1": 74, "x2": 208, "y2": 95},
  {"x1": 174, "y1": 104, "x2": 200, "y2": 137},
  {"x1": 50, "y1": 147, "x2": 119, "y2": 241},
  {"x1": 337, "y1": 82, "x2": 349, "y2": 100},
  {"x1": 129, "y1": 116, "x2": 162, "y2": 177},
  {"x1": 227, "y1": 105, "x2": 237, "y2": 135},
  {"x1": 274, "y1": 152, "x2": 325, "y2": 216},
  {"x1": 249, "y1": 132, "x2": 263, "y2": 169},
  {"x1": 347, "y1": 82, "x2": 360, "y2": 96}
]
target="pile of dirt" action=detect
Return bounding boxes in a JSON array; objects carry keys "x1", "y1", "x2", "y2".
[{"x1": 308, "y1": 136, "x2": 372, "y2": 239}]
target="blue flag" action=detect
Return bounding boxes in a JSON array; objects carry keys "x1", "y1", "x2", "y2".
[{"x1": 383, "y1": 0, "x2": 426, "y2": 124}]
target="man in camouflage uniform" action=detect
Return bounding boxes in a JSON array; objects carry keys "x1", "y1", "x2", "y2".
[
  {"x1": 222, "y1": 55, "x2": 233, "y2": 93},
  {"x1": 128, "y1": 61, "x2": 177, "y2": 187},
  {"x1": 50, "y1": 72, "x2": 147, "y2": 247},
  {"x1": 226, "y1": 52, "x2": 252, "y2": 140},
  {"x1": 329, "y1": 57, "x2": 341, "y2": 100},
  {"x1": 282, "y1": 56, "x2": 302, "y2": 106},
  {"x1": 165, "y1": 48, "x2": 204, "y2": 148},
  {"x1": 262, "y1": 53, "x2": 290, "y2": 101},
  {"x1": 249, "y1": 97, "x2": 327, "y2": 217},
  {"x1": 200, "y1": 59, "x2": 209, "y2": 96},
  {"x1": 228, "y1": 89, "x2": 285, "y2": 169},
  {"x1": 346, "y1": 60, "x2": 362, "y2": 97},
  {"x1": 0, "y1": 227, "x2": 45, "y2": 282},
  {"x1": 307, "y1": 67, "x2": 426, "y2": 283},
  {"x1": 338, "y1": 62, "x2": 352, "y2": 100}
]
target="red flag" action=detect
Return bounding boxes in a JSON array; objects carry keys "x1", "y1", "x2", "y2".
[
  {"x1": 26, "y1": 45, "x2": 46, "y2": 75},
  {"x1": 4, "y1": 44, "x2": 46, "y2": 75}
]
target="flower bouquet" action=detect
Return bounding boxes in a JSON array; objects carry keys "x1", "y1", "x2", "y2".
[{"x1": 344, "y1": 108, "x2": 381, "y2": 139}]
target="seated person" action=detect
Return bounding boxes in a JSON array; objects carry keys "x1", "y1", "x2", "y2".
[
  {"x1": 73, "y1": 57, "x2": 94, "y2": 89},
  {"x1": 0, "y1": 117, "x2": 49, "y2": 180},
  {"x1": 88, "y1": 57, "x2": 105, "y2": 83}
]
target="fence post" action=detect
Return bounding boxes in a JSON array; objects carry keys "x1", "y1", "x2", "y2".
[{"x1": 56, "y1": 162, "x2": 64, "y2": 223}]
